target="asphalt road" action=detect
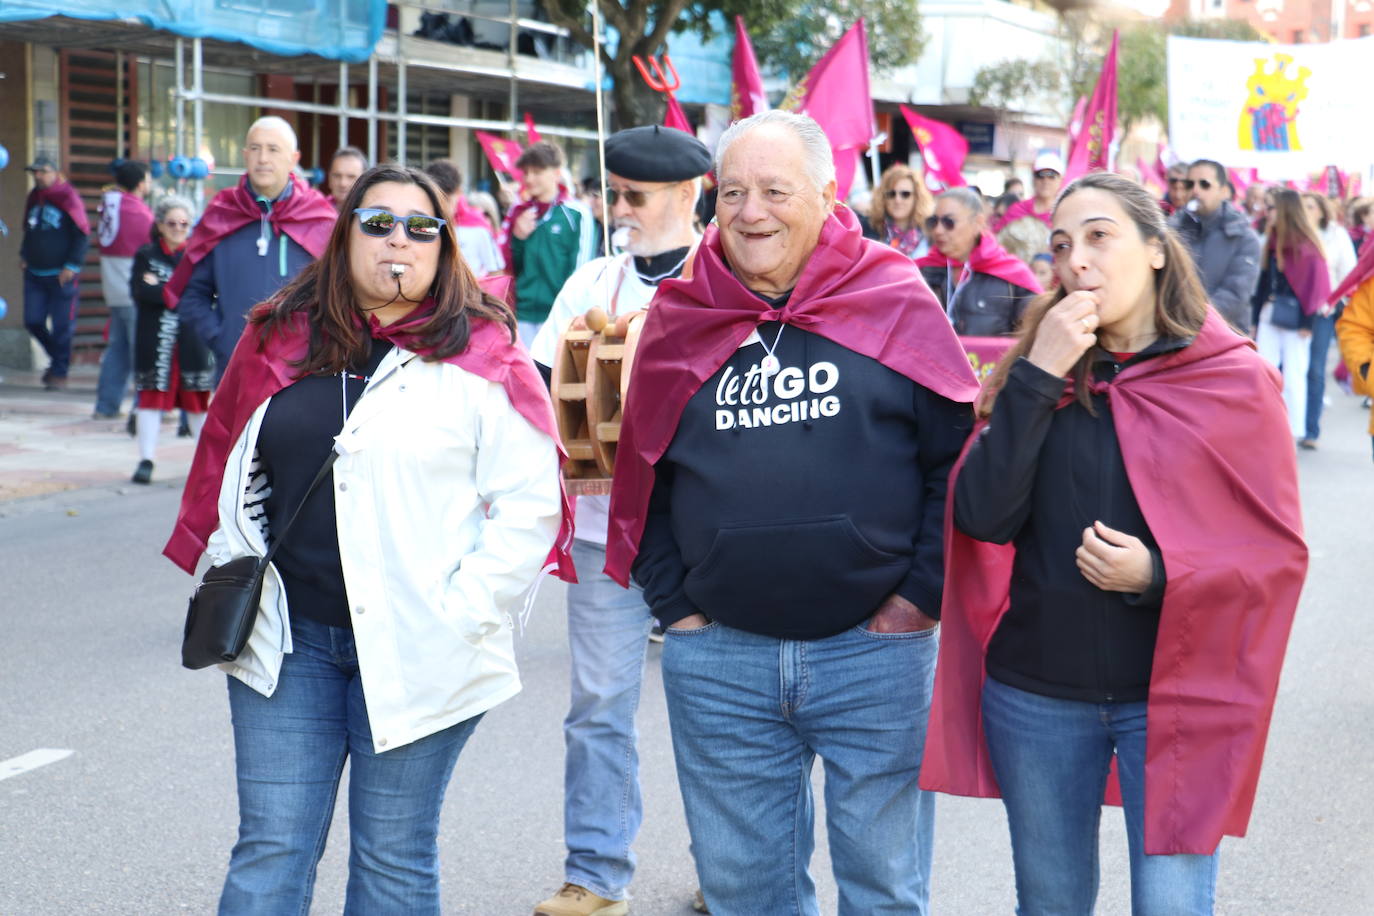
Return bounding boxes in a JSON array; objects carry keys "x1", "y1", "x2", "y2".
[{"x1": 2, "y1": 393, "x2": 1372, "y2": 915}]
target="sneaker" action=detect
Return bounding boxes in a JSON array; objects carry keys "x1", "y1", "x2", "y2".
[
  {"x1": 132, "y1": 460, "x2": 154, "y2": 484},
  {"x1": 533, "y1": 883, "x2": 628, "y2": 916},
  {"x1": 1298, "y1": 438, "x2": 1318, "y2": 450},
  {"x1": 44, "y1": 375, "x2": 67, "y2": 391},
  {"x1": 692, "y1": 888, "x2": 710, "y2": 913}
]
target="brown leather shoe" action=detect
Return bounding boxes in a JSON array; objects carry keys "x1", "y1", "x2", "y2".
[{"x1": 533, "y1": 883, "x2": 628, "y2": 916}]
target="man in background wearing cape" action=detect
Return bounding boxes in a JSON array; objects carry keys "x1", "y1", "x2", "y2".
[
  {"x1": 528, "y1": 125, "x2": 710, "y2": 916},
  {"x1": 92, "y1": 159, "x2": 155, "y2": 419},
  {"x1": 20, "y1": 155, "x2": 90, "y2": 391},
  {"x1": 605, "y1": 111, "x2": 980, "y2": 914},
  {"x1": 164, "y1": 116, "x2": 336, "y2": 382}
]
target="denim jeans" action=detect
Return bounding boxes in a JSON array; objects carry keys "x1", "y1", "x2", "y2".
[
  {"x1": 94, "y1": 305, "x2": 136, "y2": 415},
  {"x1": 562, "y1": 539, "x2": 655, "y2": 900},
  {"x1": 981, "y1": 676, "x2": 1220, "y2": 916},
  {"x1": 661, "y1": 620, "x2": 938, "y2": 916},
  {"x1": 220, "y1": 616, "x2": 482, "y2": 916},
  {"x1": 23, "y1": 272, "x2": 79, "y2": 378},
  {"x1": 1304, "y1": 311, "x2": 1336, "y2": 441}
]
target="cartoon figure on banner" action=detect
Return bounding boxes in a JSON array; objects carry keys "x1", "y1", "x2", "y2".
[{"x1": 1239, "y1": 53, "x2": 1309, "y2": 153}]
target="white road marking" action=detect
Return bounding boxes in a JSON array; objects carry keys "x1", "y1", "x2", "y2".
[{"x1": 0, "y1": 748, "x2": 74, "y2": 781}]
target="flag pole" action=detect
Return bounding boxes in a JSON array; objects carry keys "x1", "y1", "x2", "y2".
[
  {"x1": 868, "y1": 133, "x2": 884, "y2": 191},
  {"x1": 591, "y1": 0, "x2": 612, "y2": 285}
]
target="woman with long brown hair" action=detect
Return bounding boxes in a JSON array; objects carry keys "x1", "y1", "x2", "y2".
[
  {"x1": 923, "y1": 172, "x2": 1307, "y2": 914},
  {"x1": 164, "y1": 165, "x2": 571, "y2": 913},
  {"x1": 868, "y1": 163, "x2": 933, "y2": 258},
  {"x1": 1252, "y1": 187, "x2": 1331, "y2": 442}
]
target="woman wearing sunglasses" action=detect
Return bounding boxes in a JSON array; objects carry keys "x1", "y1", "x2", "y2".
[
  {"x1": 165, "y1": 165, "x2": 572, "y2": 914},
  {"x1": 130, "y1": 194, "x2": 210, "y2": 484},
  {"x1": 925, "y1": 172, "x2": 1306, "y2": 915},
  {"x1": 866, "y1": 164, "x2": 933, "y2": 258},
  {"x1": 917, "y1": 187, "x2": 1042, "y2": 337}
]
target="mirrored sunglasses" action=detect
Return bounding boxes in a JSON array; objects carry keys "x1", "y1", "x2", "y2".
[{"x1": 352, "y1": 208, "x2": 446, "y2": 242}]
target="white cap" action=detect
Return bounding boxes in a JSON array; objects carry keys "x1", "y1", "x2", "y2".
[{"x1": 1033, "y1": 150, "x2": 1065, "y2": 175}]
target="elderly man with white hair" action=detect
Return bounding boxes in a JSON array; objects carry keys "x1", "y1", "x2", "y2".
[
  {"x1": 604, "y1": 110, "x2": 981, "y2": 914},
  {"x1": 166, "y1": 115, "x2": 337, "y2": 381}
]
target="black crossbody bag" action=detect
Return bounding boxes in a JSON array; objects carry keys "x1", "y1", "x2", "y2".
[{"x1": 180, "y1": 449, "x2": 339, "y2": 670}]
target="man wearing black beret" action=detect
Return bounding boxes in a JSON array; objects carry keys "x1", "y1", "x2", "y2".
[{"x1": 531, "y1": 124, "x2": 711, "y2": 916}]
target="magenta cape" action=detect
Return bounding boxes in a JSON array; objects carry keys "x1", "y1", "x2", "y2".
[
  {"x1": 163, "y1": 173, "x2": 337, "y2": 309},
  {"x1": 991, "y1": 197, "x2": 1052, "y2": 234},
  {"x1": 921, "y1": 310, "x2": 1308, "y2": 855},
  {"x1": 163, "y1": 288, "x2": 575, "y2": 584},
  {"x1": 26, "y1": 181, "x2": 91, "y2": 235},
  {"x1": 916, "y1": 231, "x2": 1043, "y2": 295},
  {"x1": 97, "y1": 190, "x2": 155, "y2": 257},
  {"x1": 1270, "y1": 239, "x2": 1331, "y2": 315},
  {"x1": 603, "y1": 205, "x2": 981, "y2": 586},
  {"x1": 1330, "y1": 232, "x2": 1374, "y2": 304}
]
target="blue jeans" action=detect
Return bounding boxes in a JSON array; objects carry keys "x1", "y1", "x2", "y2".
[
  {"x1": 562, "y1": 539, "x2": 654, "y2": 900},
  {"x1": 23, "y1": 272, "x2": 78, "y2": 378},
  {"x1": 94, "y1": 305, "x2": 136, "y2": 414},
  {"x1": 220, "y1": 616, "x2": 482, "y2": 916},
  {"x1": 662, "y1": 620, "x2": 938, "y2": 916},
  {"x1": 1304, "y1": 311, "x2": 1337, "y2": 441},
  {"x1": 981, "y1": 676, "x2": 1220, "y2": 916}
]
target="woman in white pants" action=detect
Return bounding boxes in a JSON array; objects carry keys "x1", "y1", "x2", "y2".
[{"x1": 1252, "y1": 189, "x2": 1331, "y2": 441}]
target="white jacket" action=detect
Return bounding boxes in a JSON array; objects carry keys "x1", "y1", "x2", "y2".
[{"x1": 205, "y1": 346, "x2": 562, "y2": 753}]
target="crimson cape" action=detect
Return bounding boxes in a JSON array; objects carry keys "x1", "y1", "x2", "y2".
[
  {"x1": 1330, "y1": 231, "x2": 1374, "y2": 304},
  {"x1": 603, "y1": 205, "x2": 981, "y2": 586},
  {"x1": 26, "y1": 181, "x2": 91, "y2": 235},
  {"x1": 916, "y1": 231, "x2": 1043, "y2": 296},
  {"x1": 163, "y1": 288, "x2": 575, "y2": 583},
  {"x1": 1268, "y1": 239, "x2": 1331, "y2": 315},
  {"x1": 163, "y1": 173, "x2": 336, "y2": 309},
  {"x1": 920, "y1": 309, "x2": 1308, "y2": 855}
]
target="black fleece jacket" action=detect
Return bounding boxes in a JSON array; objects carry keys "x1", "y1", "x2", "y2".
[{"x1": 954, "y1": 346, "x2": 1180, "y2": 703}]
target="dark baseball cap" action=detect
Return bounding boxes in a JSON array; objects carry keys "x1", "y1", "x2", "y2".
[{"x1": 25, "y1": 155, "x2": 59, "y2": 171}]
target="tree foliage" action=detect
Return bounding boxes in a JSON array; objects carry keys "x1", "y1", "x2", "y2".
[
  {"x1": 541, "y1": 0, "x2": 925, "y2": 130},
  {"x1": 968, "y1": 16, "x2": 1264, "y2": 132}
]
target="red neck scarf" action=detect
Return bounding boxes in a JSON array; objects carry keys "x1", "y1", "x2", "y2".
[
  {"x1": 922, "y1": 309, "x2": 1307, "y2": 855},
  {"x1": 26, "y1": 180, "x2": 91, "y2": 235},
  {"x1": 917, "y1": 231, "x2": 1042, "y2": 295},
  {"x1": 164, "y1": 280, "x2": 574, "y2": 583},
  {"x1": 162, "y1": 173, "x2": 337, "y2": 309},
  {"x1": 1267, "y1": 238, "x2": 1331, "y2": 314},
  {"x1": 603, "y1": 205, "x2": 981, "y2": 585},
  {"x1": 1331, "y1": 231, "x2": 1374, "y2": 304},
  {"x1": 498, "y1": 189, "x2": 573, "y2": 268}
]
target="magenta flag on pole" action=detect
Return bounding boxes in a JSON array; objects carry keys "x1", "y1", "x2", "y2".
[
  {"x1": 476, "y1": 131, "x2": 524, "y2": 181},
  {"x1": 731, "y1": 16, "x2": 767, "y2": 122},
  {"x1": 899, "y1": 105, "x2": 968, "y2": 190},
  {"x1": 523, "y1": 112, "x2": 541, "y2": 145},
  {"x1": 665, "y1": 95, "x2": 694, "y2": 133},
  {"x1": 1065, "y1": 31, "x2": 1119, "y2": 181},
  {"x1": 780, "y1": 19, "x2": 875, "y2": 197}
]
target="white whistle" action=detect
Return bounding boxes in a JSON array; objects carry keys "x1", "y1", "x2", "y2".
[
  {"x1": 389, "y1": 263, "x2": 407, "y2": 279},
  {"x1": 256, "y1": 236, "x2": 268, "y2": 257}
]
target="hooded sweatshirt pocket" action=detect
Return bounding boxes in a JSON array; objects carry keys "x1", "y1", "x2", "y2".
[{"x1": 682, "y1": 514, "x2": 910, "y2": 638}]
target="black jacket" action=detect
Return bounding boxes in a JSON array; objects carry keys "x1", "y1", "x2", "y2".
[
  {"x1": 920, "y1": 265, "x2": 1036, "y2": 337},
  {"x1": 631, "y1": 323, "x2": 973, "y2": 639},
  {"x1": 953, "y1": 346, "x2": 1181, "y2": 703}
]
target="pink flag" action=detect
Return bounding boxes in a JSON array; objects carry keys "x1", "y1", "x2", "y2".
[
  {"x1": 1229, "y1": 167, "x2": 1258, "y2": 198},
  {"x1": 523, "y1": 112, "x2": 541, "y2": 145},
  {"x1": 780, "y1": 19, "x2": 875, "y2": 198},
  {"x1": 665, "y1": 95, "x2": 693, "y2": 134},
  {"x1": 476, "y1": 130, "x2": 524, "y2": 182},
  {"x1": 1064, "y1": 31, "x2": 1118, "y2": 182},
  {"x1": 731, "y1": 16, "x2": 767, "y2": 122},
  {"x1": 899, "y1": 105, "x2": 968, "y2": 190}
]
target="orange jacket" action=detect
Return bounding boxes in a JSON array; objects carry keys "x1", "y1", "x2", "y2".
[{"x1": 1336, "y1": 277, "x2": 1374, "y2": 434}]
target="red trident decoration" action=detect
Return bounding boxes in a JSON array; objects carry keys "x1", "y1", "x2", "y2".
[{"x1": 633, "y1": 54, "x2": 693, "y2": 133}]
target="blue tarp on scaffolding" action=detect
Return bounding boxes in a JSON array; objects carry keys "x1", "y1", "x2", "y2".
[{"x1": 0, "y1": 0, "x2": 386, "y2": 63}]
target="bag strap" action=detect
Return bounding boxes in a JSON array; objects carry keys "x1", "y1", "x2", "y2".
[{"x1": 257, "y1": 351, "x2": 418, "y2": 569}]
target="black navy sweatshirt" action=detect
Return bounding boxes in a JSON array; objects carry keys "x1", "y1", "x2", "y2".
[{"x1": 631, "y1": 321, "x2": 973, "y2": 639}]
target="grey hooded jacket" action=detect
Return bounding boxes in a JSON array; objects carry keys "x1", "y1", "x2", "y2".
[{"x1": 1169, "y1": 200, "x2": 1261, "y2": 333}]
